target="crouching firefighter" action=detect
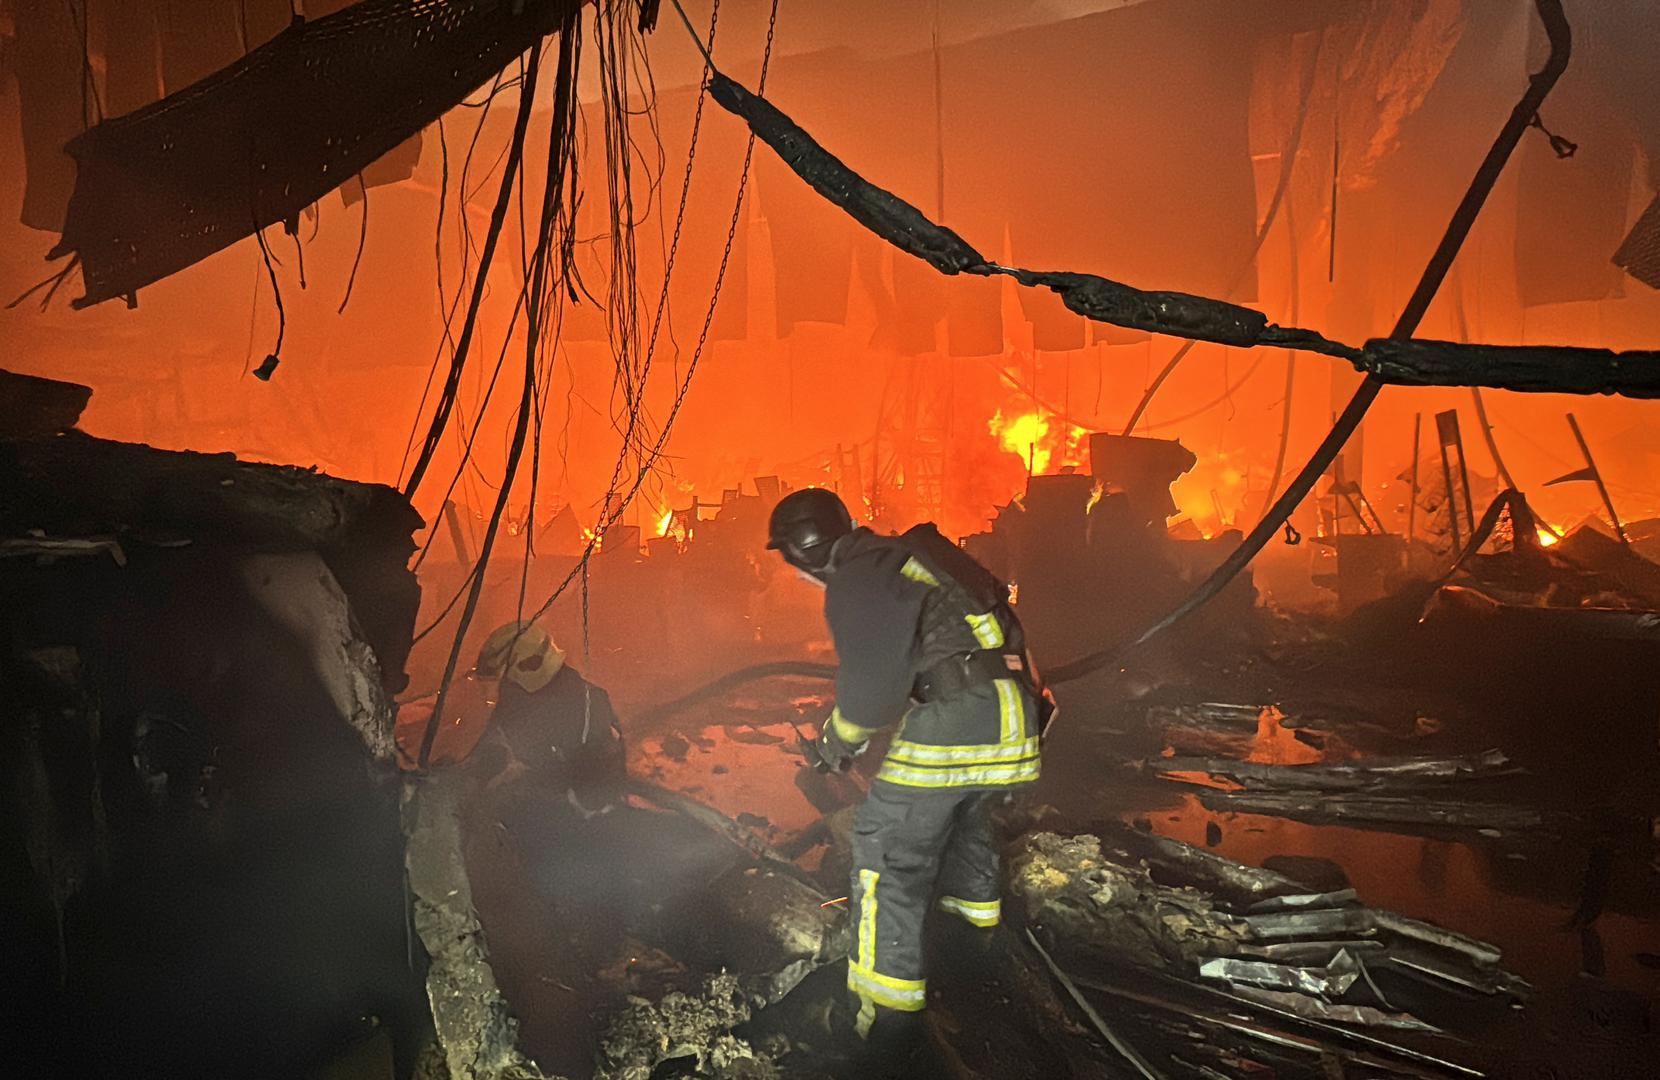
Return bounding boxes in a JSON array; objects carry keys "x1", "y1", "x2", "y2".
[{"x1": 766, "y1": 489, "x2": 1056, "y2": 1049}]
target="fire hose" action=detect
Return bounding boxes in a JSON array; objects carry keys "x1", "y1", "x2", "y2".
[{"x1": 642, "y1": 0, "x2": 1574, "y2": 728}]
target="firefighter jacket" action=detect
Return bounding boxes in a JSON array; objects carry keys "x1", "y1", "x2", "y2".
[{"x1": 822, "y1": 525, "x2": 1041, "y2": 791}]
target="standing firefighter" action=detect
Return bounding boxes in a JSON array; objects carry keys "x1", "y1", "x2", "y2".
[{"x1": 766, "y1": 489, "x2": 1052, "y2": 1055}]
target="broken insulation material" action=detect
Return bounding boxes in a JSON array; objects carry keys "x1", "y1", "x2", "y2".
[{"x1": 598, "y1": 973, "x2": 777, "y2": 1080}]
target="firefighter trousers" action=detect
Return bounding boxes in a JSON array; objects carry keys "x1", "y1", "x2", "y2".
[{"x1": 846, "y1": 782, "x2": 1005, "y2": 1036}]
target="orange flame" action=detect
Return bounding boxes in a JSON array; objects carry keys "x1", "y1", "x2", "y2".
[{"x1": 988, "y1": 408, "x2": 1088, "y2": 476}]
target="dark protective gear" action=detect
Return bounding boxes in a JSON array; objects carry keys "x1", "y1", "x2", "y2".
[
  {"x1": 474, "y1": 666, "x2": 627, "y2": 812},
  {"x1": 766, "y1": 488, "x2": 854, "y2": 574},
  {"x1": 847, "y1": 786, "x2": 1005, "y2": 1035},
  {"x1": 823, "y1": 524, "x2": 1043, "y2": 790},
  {"x1": 797, "y1": 522, "x2": 1043, "y2": 1038},
  {"x1": 911, "y1": 648, "x2": 1029, "y2": 704}
]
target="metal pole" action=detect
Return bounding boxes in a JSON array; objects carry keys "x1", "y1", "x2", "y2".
[
  {"x1": 1408, "y1": 413, "x2": 1421, "y2": 546},
  {"x1": 1567, "y1": 412, "x2": 1628, "y2": 544},
  {"x1": 443, "y1": 500, "x2": 472, "y2": 566},
  {"x1": 1449, "y1": 417, "x2": 1477, "y2": 540},
  {"x1": 1438, "y1": 439, "x2": 1462, "y2": 553}
]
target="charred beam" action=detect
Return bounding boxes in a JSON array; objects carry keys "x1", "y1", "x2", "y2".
[
  {"x1": 0, "y1": 431, "x2": 420, "y2": 554},
  {"x1": 706, "y1": 72, "x2": 985, "y2": 275},
  {"x1": 1360, "y1": 340, "x2": 1660, "y2": 397}
]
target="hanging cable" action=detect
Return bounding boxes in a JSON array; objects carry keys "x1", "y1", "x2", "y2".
[
  {"x1": 250, "y1": 224, "x2": 287, "y2": 380},
  {"x1": 404, "y1": 46, "x2": 546, "y2": 497},
  {"x1": 523, "y1": 0, "x2": 779, "y2": 628},
  {"x1": 1260, "y1": 181, "x2": 1302, "y2": 516},
  {"x1": 1048, "y1": 0, "x2": 1572, "y2": 684},
  {"x1": 420, "y1": 11, "x2": 585, "y2": 770},
  {"x1": 338, "y1": 175, "x2": 370, "y2": 312}
]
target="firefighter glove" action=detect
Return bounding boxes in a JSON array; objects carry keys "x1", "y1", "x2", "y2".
[{"x1": 815, "y1": 711, "x2": 867, "y2": 773}]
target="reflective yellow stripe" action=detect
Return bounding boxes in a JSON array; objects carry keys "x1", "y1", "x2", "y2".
[
  {"x1": 938, "y1": 895, "x2": 1002, "y2": 927},
  {"x1": 887, "y1": 736, "x2": 1040, "y2": 765},
  {"x1": 849, "y1": 867, "x2": 927, "y2": 1013},
  {"x1": 854, "y1": 992, "x2": 876, "y2": 1037},
  {"x1": 858, "y1": 868, "x2": 878, "y2": 973},
  {"x1": 876, "y1": 757, "x2": 1040, "y2": 788},
  {"x1": 847, "y1": 962, "x2": 927, "y2": 1010},
  {"x1": 964, "y1": 611, "x2": 1004, "y2": 649},
  {"x1": 900, "y1": 558, "x2": 940, "y2": 586},
  {"x1": 830, "y1": 707, "x2": 877, "y2": 745},
  {"x1": 995, "y1": 677, "x2": 1024, "y2": 743}
]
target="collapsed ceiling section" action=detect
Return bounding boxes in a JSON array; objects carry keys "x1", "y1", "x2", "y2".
[{"x1": 45, "y1": 0, "x2": 585, "y2": 308}]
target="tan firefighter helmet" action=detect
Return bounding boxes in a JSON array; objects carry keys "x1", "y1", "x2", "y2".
[{"x1": 475, "y1": 621, "x2": 566, "y2": 694}]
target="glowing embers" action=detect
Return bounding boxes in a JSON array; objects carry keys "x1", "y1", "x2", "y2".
[
  {"x1": 987, "y1": 408, "x2": 1089, "y2": 476},
  {"x1": 1536, "y1": 526, "x2": 1561, "y2": 548},
  {"x1": 1170, "y1": 449, "x2": 1250, "y2": 539}
]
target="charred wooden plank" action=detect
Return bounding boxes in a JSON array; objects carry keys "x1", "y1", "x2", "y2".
[
  {"x1": 1198, "y1": 789, "x2": 1551, "y2": 833},
  {"x1": 1098, "y1": 821, "x2": 1304, "y2": 907},
  {"x1": 1157, "y1": 749, "x2": 1517, "y2": 792},
  {"x1": 1228, "y1": 986, "x2": 1440, "y2": 1032}
]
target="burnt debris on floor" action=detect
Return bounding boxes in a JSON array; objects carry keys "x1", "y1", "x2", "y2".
[
  {"x1": 6, "y1": 0, "x2": 1660, "y2": 1076},
  {"x1": 7, "y1": 366, "x2": 1658, "y2": 1079}
]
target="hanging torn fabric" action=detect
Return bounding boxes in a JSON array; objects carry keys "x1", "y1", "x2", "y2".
[{"x1": 12, "y1": 0, "x2": 84, "y2": 232}]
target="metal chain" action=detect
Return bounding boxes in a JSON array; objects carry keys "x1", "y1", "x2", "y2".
[{"x1": 527, "y1": 0, "x2": 779, "y2": 626}]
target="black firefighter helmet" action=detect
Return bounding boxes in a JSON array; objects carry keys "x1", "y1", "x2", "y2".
[{"x1": 766, "y1": 488, "x2": 853, "y2": 575}]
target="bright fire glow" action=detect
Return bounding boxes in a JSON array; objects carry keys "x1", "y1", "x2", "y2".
[
  {"x1": 990, "y1": 409, "x2": 1051, "y2": 473},
  {"x1": 1171, "y1": 449, "x2": 1248, "y2": 536},
  {"x1": 656, "y1": 508, "x2": 675, "y2": 537},
  {"x1": 988, "y1": 408, "x2": 1088, "y2": 476},
  {"x1": 1537, "y1": 526, "x2": 1560, "y2": 547}
]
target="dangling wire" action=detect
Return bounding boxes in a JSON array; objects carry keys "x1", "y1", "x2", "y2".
[
  {"x1": 251, "y1": 224, "x2": 287, "y2": 380},
  {"x1": 338, "y1": 175, "x2": 370, "y2": 312},
  {"x1": 526, "y1": 0, "x2": 780, "y2": 627},
  {"x1": 404, "y1": 49, "x2": 546, "y2": 496},
  {"x1": 419, "y1": 9, "x2": 586, "y2": 771}
]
